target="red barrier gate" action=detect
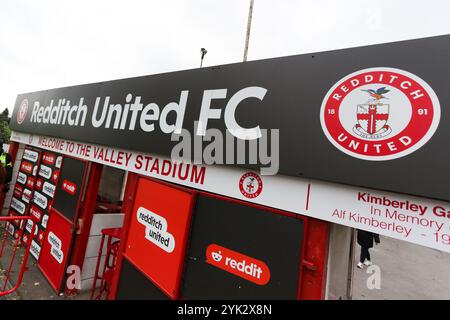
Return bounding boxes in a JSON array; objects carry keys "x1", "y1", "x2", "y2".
[{"x1": 0, "y1": 215, "x2": 36, "y2": 297}]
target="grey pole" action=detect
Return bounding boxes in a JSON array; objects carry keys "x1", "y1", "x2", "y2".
[{"x1": 243, "y1": 0, "x2": 254, "y2": 62}]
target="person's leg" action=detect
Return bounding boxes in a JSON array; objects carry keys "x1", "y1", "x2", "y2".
[
  {"x1": 360, "y1": 246, "x2": 368, "y2": 263},
  {"x1": 366, "y1": 248, "x2": 371, "y2": 261}
]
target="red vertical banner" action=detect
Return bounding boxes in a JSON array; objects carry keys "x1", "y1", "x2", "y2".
[
  {"x1": 123, "y1": 178, "x2": 194, "y2": 299},
  {"x1": 36, "y1": 211, "x2": 73, "y2": 292},
  {"x1": 38, "y1": 156, "x2": 88, "y2": 293}
]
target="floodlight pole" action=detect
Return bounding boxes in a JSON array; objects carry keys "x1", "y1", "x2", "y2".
[{"x1": 243, "y1": 0, "x2": 254, "y2": 62}]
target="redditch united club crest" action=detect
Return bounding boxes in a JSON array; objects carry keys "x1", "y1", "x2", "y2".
[
  {"x1": 320, "y1": 67, "x2": 441, "y2": 161},
  {"x1": 239, "y1": 172, "x2": 263, "y2": 199}
]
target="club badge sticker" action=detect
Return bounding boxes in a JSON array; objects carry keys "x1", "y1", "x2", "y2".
[
  {"x1": 239, "y1": 172, "x2": 263, "y2": 199},
  {"x1": 17, "y1": 99, "x2": 28, "y2": 125},
  {"x1": 320, "y1": 67, "x2": 441, "y2": 160}
]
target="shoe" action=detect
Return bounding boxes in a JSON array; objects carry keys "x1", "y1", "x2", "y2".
[
  {"x1": 357, "y1": 262, "x2": 364, "y2": 269},
  {"x1": 364, "y1": 260, "x2": 372, "y2": 266}
]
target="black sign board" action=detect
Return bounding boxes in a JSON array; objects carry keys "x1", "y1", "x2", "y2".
[
  {"x1": 116, "y1": 258, "x2": 170, "y2": 300},
  {"x1": 181, "y1": 194, "x2": 304, "y2": 299},
  {"x1": 10, "y1": 35, "x2": 450, "y2": 201},
  {"x1": 52, "y1": 157, "x2": 87, "y2": 222}
]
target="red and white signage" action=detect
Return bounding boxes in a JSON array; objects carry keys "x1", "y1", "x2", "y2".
[
  {"x1": 38, "y1": 211, "x2": 73, "y2": 292},
  {"x1": 38, "y1": 164, "x2": 52, "y2": 179},
  {"x1": 11, "y1": 131, "x2": 450, "y2": 253},
  {"x1": 20, "y1": 161, "x2": 33, "y2": 174},
  {"x1": 321, "y1": 67, "x2": 441, "y2": 160},
  {"x1": 17, "y1": 172, "x2": 27, "y2": 185},
  {"x1": 124, "y1": 178, "x2": 194, "y2": 298},
  {"x1": 14, "y1": 185, "x2": 23, "y2": 198},
  {"x1": 23, "y1": 149, "x2": 39, "y2": 163},
  {"x1": 26, "y1": 176, "x2": 36, "y2": 189},
  {"x1": 10, "y1": 132, "x2": 308, "y2": 217},
  {"x1": 33, "y1": 191, "x2": 48, "y2": 210},
  {"x1": 51, "y1": 170, "x2": 60, "y2": 183},
  {"x1": 136, "y1": 207, "x2": 175, "y2": 253},
  {"x1": 42, "y1": 152, "x2": 56, "y2": 165},
  {"x1": 42, "y1": 181, "x2": 56, "y2": 198},
  {"x1": 11, "y1": 197, "x2": 26, "y2": 215},
  {"x1": 22, "y1": 188, "x2": 33, "y2": 204},
  {"x1": 30, "y1": 240, "x2": 41, "y2": 260},
  {"x1": 35, "y1": 177, "x2": 43, "y2": 190},
  {"x1": 206, "y1": 244, "x2": 270, "y2": 285},
  {"x1": 47, "y1": 231, "x2": 64, "y2": 264},
  {"x1": 30, "y1": 205, "x2": 43, "y2": 222},
  {"x1": 61, "y1": 179, "x2": 77, "y2": 195},
  {"x1": 308, "y1": 181, "x2": 450, "y2": 252}
]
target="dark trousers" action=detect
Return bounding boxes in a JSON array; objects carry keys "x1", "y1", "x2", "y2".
[{"x1": 360, "y1": 246, "x2": 371, "y2": 263}]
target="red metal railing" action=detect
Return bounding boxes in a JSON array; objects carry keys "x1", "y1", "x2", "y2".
[
  {"x1": 90, "y1": 227, "x2": 122, "y2": 300},
  {"x1": 0, "y1": 215, "x2": 36, "y2": 297}
]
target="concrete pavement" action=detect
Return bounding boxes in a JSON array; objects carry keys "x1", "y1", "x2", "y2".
[{"x1": 353, "y1": 235, "x2": 450, "y2": 299}]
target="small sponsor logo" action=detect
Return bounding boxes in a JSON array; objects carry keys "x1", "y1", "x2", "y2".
[
  {"x1": 13, "y1": 185, "x2": 24, "y2": 198},
  {"x1": 22, "y1": 188, "x2": 33, "y2": 204},
  {"x1": 17, "y1": 99, "x2": 28, "y2": 124},
  {"x1": 25, "y1": 219, "x2": 37, "y2": 235},
  {"x1": 30, "y1": 240, "x2": 41, "y2": 260},
  {"x1": 11, "y1": 197, "x2": 26, "y2": 215},
  {"x1": 206, "y1": 244, "x2": 271, "y2": 285},
  {"x1": 38, "y1": 165, "x2": 52, "y2": 179},
  {"x1": 33, "y1": 191, "x2": 48, "y2": 210},
  {"x1": 48, "y1": 231, "x2": 64, "y2": 264},
  {"x1": 136, "y1": 206, "x2": 175, "y2": 253},
  {"x1": 23, "y1": 149, "x2": 39, "y2": 163},
  {"x1": 20, "y1": 161, "x2": 33, "y2": 174},
  {"x1": 17, "y1": 172, "x2": 27, "y2": 185},
  {"x1": 42, "y1": 181, "x2": 56, "y2": 198},
  {"x1": 239, "y1": 172, "x2": 263, "y2": 198},
  {"x1": 42, "y1": 215, "x2": 49, "y2": 229},
  {"x1": 51, "y1": 170, "x2": 60, "y2": 183},
  {"x1": 29, "y1": 205, "x2": 43, "y2": 222},
  {"x1": 62, "y1": 179, "x2": 77, "y2": 195},
  {"x1": 42, "y1": 153, "x2": 56, "y2": 165},
  {"x1": 36, "y1": 178, "x2": 43, "y2": 190},
  {"x1": 55, "y1": 156, "x2": 63, "y2": 168},
  {"x1": 26, "y1": 177, "x2": 36, "y2": 189}
]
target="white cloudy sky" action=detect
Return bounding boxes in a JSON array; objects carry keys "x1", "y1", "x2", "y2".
[{"x1": 1, "y1": 0, "x2": 449, "y2": 111}]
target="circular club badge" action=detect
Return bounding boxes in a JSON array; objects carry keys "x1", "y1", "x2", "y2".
[
  {"x1": 239, "y1": 172, "x2": 263, "y2": 198},
  {"x1": 320, "y1": 67, "x2": 440, "y2": 160},
  {"x1": 17, "y1": 99, "x2": 29, "y2": 125}
]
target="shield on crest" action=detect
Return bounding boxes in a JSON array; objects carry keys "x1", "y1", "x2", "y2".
[{"x1": 356, "y1": 104, "x2": 389, "y2": 135}]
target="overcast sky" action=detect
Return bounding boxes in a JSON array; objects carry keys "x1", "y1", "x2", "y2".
[{"x1": 1, "y1": 0, "x2": 449, "y2": 111}]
